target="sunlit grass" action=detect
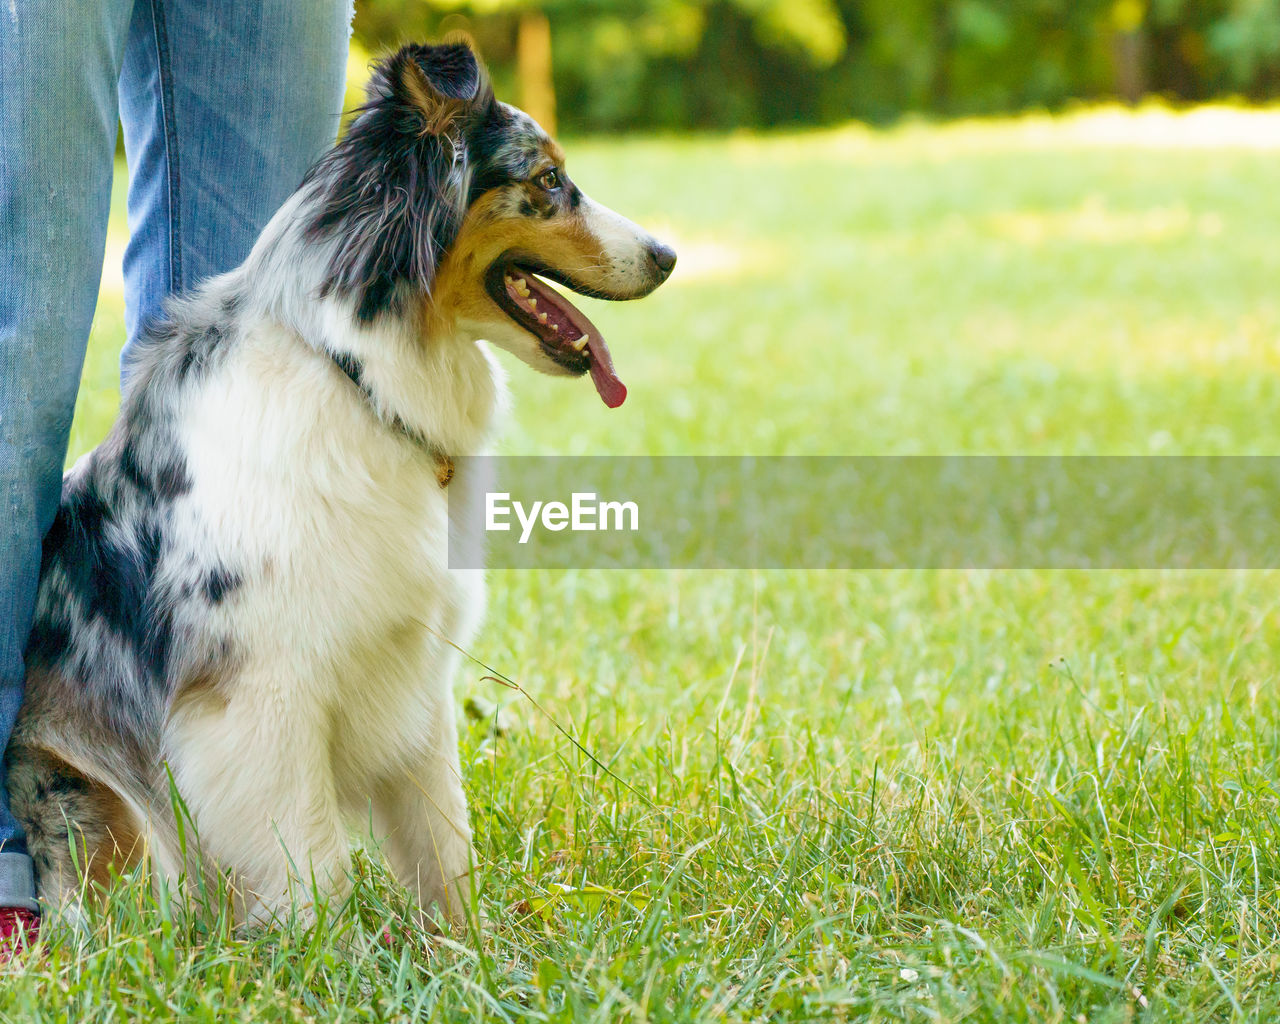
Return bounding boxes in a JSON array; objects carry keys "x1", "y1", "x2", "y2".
[{"x1": 23, "y1": 108, "x2": 1280, "y2": 1021}]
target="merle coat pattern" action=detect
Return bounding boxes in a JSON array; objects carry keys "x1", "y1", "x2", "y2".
[{"x1": 7, "y1": 40, "x2": 673, "y2": 926}]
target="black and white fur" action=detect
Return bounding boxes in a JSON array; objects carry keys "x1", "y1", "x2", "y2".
[{"x1": 7, "y1": 40, "x2": 673, "y2": 927}]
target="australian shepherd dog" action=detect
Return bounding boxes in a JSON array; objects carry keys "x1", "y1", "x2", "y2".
[{"x1": 6, "y1": 39, "x2": 674, "y2": 928}]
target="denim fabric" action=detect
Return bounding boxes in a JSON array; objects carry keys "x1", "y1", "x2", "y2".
[{"x1": 0, "y1": 0, "x2": 350, "y2": 908}]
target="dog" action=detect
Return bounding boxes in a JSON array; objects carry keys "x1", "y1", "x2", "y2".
[{"x1": 5, "y1": 39, "x2": 674, "y2": 928}]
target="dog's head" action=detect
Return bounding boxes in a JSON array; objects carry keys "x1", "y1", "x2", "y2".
[{"x1": 305, "y1": 40, "x2": 675, "y2": 408}]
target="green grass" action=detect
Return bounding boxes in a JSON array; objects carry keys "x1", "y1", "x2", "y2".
[{"x1": 16, "y1": 105, "x2": 1280, "y2": 1021}]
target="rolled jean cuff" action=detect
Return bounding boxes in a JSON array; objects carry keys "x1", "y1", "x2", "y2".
[{"x1": 0, "y1": 852, "x2": 39, "y2": 912}]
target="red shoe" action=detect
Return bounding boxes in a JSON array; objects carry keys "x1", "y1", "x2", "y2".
[{"x1": 0, "y1": 907, "x2": 39, "y2": 960}]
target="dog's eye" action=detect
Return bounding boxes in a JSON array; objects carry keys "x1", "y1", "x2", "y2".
[{"x1": 536, "y1": 168, "x2": 562, "y2": 192}]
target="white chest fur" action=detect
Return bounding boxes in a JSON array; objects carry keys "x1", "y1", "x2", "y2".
[{"x1": 168, "y1": 319, "x2": 502, "y2": 789}]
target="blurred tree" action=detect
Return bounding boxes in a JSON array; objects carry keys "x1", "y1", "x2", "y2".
[
  {"x1": 515, "y1": 6, "x2": 558, "y2": 131},
  {"x1": 353, "y1": 0, "x2": 844, "y2": 129},
  {"x1": 1207, "y1": 0, "x2": 1280, "y2": 95},
  {"x1": 1111, "y1": 0, "x2": 1147, "y2": 101},
  {"x1": 350, "y1": 0, "x2": 1280, "y2": 131}
]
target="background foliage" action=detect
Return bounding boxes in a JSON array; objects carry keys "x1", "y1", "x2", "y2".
[
  {"x1": 352, "y1": 0, "x2": 1280, "y2": 131},
  {"x1": 35, "y1": 107, "x2": 1280, "y2": 1021}
]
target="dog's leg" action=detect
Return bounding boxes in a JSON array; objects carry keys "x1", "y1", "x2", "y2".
[
  {"x1": 6, "y1": 745, "x2": 143, "y2": 920},
  {"x1": 165, "y1": 681, "x2": 351, "y2": 928},
  {"x1": 370, "y1": 707, "x2": 473, "y2": 931}
]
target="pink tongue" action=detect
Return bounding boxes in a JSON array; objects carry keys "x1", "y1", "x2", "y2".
[
  {"x1": 586, "y1": 338, "x2": 627, "y2": 409},
  {"x1": 522, "y1": 274, "x2": 627, "y2": 408}
]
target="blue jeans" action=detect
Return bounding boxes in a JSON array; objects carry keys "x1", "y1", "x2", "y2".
[{"x1": 0, "y1": 0, "x2": 350, "y2": 910}]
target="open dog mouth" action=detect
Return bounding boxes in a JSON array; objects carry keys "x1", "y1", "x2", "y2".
[{"x1": 484, "y1": 261, "x2": 627, "y2": 408}]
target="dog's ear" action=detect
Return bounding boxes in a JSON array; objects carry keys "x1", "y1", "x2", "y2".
[
  {"x1": 307, "y1": 40, "x2": 494, "y2": 322},
  {"x1": 383, "y1": 41, "x2": 489, "y2": 136}
]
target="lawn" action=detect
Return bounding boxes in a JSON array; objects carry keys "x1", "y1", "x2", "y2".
[{"x1": 12, "y1": 106, "x2": 1280, "y2": 1021}]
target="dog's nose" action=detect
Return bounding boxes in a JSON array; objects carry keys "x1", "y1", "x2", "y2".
[{"x1": 647, "y1": 241, "x2": 677, "y2": 281}]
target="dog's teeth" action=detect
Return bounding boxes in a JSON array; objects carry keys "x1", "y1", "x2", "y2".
[
  {"x1": 572, "y1": 334, "x2": 589, "y2": 352},
  {"x1": 538, "y1": 312, "x2": 548, "y2": 323},
  {"x1": 514, "y1": 279, "x2": 530, "y2": 297},
  {"x1": 528, "y1": 297, "x2": 537, "y2": 310},
  {"x1": 550, "y1": 323, "x2": 559, "y2": 332}
]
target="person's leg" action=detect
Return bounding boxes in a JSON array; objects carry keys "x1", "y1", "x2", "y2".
[
  {"x1": 0, "y1": 0, "x2": 135, "y2": 913},
  {"x1": 118, "y1": 0, "x2": 352, "y2": 363}
]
